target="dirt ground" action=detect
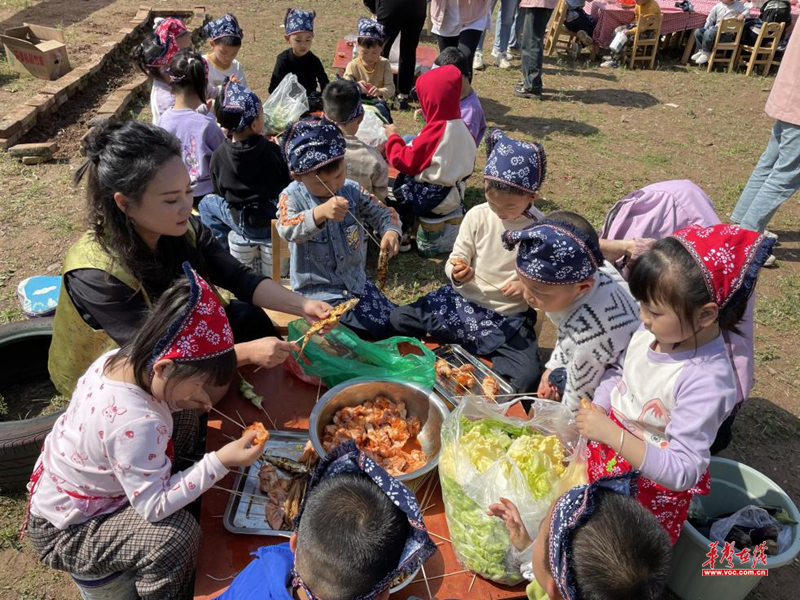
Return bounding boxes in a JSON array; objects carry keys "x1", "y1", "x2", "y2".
[{"x1": 0, "y1": 0, "x2": 798, "y2": 598}]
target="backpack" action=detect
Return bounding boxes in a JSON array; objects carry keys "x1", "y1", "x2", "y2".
[{"x1": 600, "y1": 179, "x2": 754, "y2": 407}]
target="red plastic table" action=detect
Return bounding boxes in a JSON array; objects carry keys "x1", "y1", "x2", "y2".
[
  {"x1": 193, "y1": 360, "x2": 528, "y2": 600},
  {"x1": 332, "y1": 39, "x2": 439, "y2": 75}
]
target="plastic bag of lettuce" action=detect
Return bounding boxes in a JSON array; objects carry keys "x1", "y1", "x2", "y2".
[{"x1": 439, "y1": 395, "x2": 585, "y2": 585}]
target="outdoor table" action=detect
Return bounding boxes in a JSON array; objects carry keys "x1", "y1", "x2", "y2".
[
  {"x1": 589, "y1": 0, "x2": 800, "y2": 51},
  {"x1": 332, "y1": 38, "x2": 439, "y2": 75},
  {"x1": 193, "y1": 350, "x2": 529, "y2": 600}
]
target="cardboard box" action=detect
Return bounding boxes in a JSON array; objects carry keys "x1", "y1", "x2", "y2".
[{"x1": 0, "y1": 23, "x2": 71, "y2": 80}]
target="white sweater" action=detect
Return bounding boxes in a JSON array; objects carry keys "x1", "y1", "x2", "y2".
[
  {"x1": 545, "y1": 264, "x2": 641, "y2": 412},
  {"x1": 705, "y1": 1, "x2": 748, "y2": 28}
]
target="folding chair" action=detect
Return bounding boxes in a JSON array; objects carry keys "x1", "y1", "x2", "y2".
[
  {"x1": 707, "y1": 18, "x2": 745, "y2": 72},
  {"x1": 545, "y1": 0, "x2": 596, "y2": 60},
  {"x1": 737, "y1": 21, "x2": 785, "y2": 75},
  {"x1": 628, "y1": 13, "x2": 662, "y2": 69}
]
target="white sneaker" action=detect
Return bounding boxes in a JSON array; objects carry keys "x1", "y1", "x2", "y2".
[
  {"x1": 764, "y1": 254, "x2": 777, "y2": 267},
  {"x1": 695, "y1": 51, "x2": 711, "y2": 65},
  {"x1": 473, "y1": 50, "x2": 484, "y2": 71},
  {"x1": 505, "y1": 50, "x2": 514, "y2": 61},
  {"x1": 569, "y1": 41, "x2": 581, "y2": 60},
  {"x1": 491, "y1": 47, "x2": 501, "y2": 59},
  {"x1": 600, "y1": 58, "x2": 619, "y2": 68},
  {"x1": 763, "y1": 229, "x2": 779, "y2": 241},
  {"x1": 691, "y1": 50, "x2": 703, "y2": 61},
  {"x1": 495, "y1": 54, "x2": 512, "y2": 69}
]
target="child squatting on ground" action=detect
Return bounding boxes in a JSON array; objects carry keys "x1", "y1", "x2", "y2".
[
  {"x1": 323, "y1": 79, "x2": 390, "y2": 201},
  {"x1": 503, "y1": 214, "x2": 642, "y2": 411},
  {"x1": 203, "y1": 13, "x2": 248, "y2": 88},
  {"x1": 389, "y1": 129, "x2": 546, "y2": 394},
  {"x1": 432, "y1": 47, "x2": 487, "y2": 146},
  {"x1": 157, "y1": 49, "x2": 226, "y2": 205},
  {"x1": 489, "y1": 472, "x2": 672, "y2": 600},
  {"x1": 24, "y1": 264, "x2": 265, "y2": 599},
  {"x1": 200, "y1": 79, "x2": 291, "y2": 251},
  {"x1": 276, "y1": 117, "x2": 402, "y2": 339},
  {"x1": 270, "y1": 8, "x2": 329, "y2": 107},
  {"x1": 217, "y1": 441, "x2": 437, "y2": 600},
  {"x1": 344, "y1": 18, "x2": 395, "y2": 123},
  {"x1": 575, "y1": 224, "x2": 775, "y2": 542}
]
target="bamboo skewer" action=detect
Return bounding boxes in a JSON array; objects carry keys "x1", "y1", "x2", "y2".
[
  {"x1": 235, "y1": 409, "x2": 247, "y2": 428},
  {"x1": 260, "y1": 405, "x2": 278, "y2": 430},
  {"x1": 468, "y1": 572, "x2": 478, "y2": 593},
  {"x1": 209, "y1": 406, "x2": 246, "y2": 430},
  {"x1": 410, "y1": 569, "x2": 470, "y2": 584},
  {"x1": 452, "y1": 391, "x2": 540, "y2": 400},
  {"x1": 212, "y1": 485, "x2": 265, "y2": 501},
  {"x1": 428, "y1": 531, "x2": 451, "y2": 544},
  {"x1": 315, "y1": 174, "x2": 382, "y2": 248},
  {"x1": 420, "y1": 564, "x2": 433, "y2": 600}
]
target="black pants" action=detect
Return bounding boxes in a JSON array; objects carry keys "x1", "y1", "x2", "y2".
[
  {"x1": 390, "y1": 305, "x2": 542, "y2": 394},
  {"x1": 437, "y1": 28, "x2": 484, "y2": 81},
  {"x1": 379, "y1": 0, "x2": 427, "y2": 95},
  {"x1": 226, "y1": 299, "x2": 279, "y2": 342},
  {"x1": 520, "y1": 7, "x2": 553, "y2": 94}
]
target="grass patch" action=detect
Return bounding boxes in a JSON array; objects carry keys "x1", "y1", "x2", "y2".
[
  {"x1": 0, "y1": 306, "x2": 23, "y2": 324},
  {"x1": 755, "y1": 274, "x2": 800, "y2": 333}
]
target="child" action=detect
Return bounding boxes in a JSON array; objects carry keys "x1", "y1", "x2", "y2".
[
  {"x1": 200, "y1": 79, "x2": 291, "y2": 251},
  {"x1": 203, "y1": 13, "x2": 248, "y2": 88},
  {"x1": 276, "y1": 118, "x2": 402, "y2": 338},
  {"x1": 600, "y1": 0, "x2": 661, "y2": 68},
  {"x1": 217, "y1": 441, "x2": 436, "y2": 599},
  {"x1": 575, "y1": 224, "x2": 775, "y2": 542},
  {"x1": 323, "y1": 78, "x2": 390, "y2": 200},
  {"x1": 132, "y1": 17, "x2": 192, "y2": 123},
  {"x1": 25, "y1": 264, "x2": 265, "y2": 600},
  {"x1": 269, "y1": 8, "x2": 329, "y2": 100},
  {"x1": 384, "y1": 65, "x2": 477, "y2": 220},
  {"x1": 433, "y1": 47, "x2": 487, "y2": 146},
  {"x1": 564, "y1": 0, "x2": 597, "y2": 59},
  {"x1": 158, "y1": 49, "x2": 226, "y2": 204},
  {"x1": 502, "y1": 212, "x2": 641, "y2": 411},
  {"x1": 489, "y1": 472, "x2": 672, "y2": 599},
  {"x1": 390, "y1": 130, "x2": 546, "y2": 393},
  {"x1": 691, "y1": 0, "x2": 748, "y2": 65},
  {"x1": 344, "y1": 18, "x2": 394, "y2": 122}
]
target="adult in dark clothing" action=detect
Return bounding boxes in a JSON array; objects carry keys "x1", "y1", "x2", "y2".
[
  {"x1": 49, "y1": 120, "x2": 331, "y2": 397},
  {"x1": 429, "y1": 0, "x2": 493, "y2": 81},
  {"x1": 370, "y1": 0, "x2": 427, "y2": 107}
]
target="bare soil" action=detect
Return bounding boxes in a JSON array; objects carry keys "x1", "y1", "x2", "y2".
[{"x1": 0, "y1": 1, "x2": 798, "y2": 599}]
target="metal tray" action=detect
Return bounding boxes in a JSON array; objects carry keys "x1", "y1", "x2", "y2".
[
  {"x1": 223, "y1": 430, "x2": 309, "y2": 537},
  {"x1": 433, "y1": 344, "x2": 514, "y2": 406}
]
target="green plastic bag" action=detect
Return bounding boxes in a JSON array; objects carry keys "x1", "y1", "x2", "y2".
[{"x1": 287, "y1": 319, "x2": 436, "y2": 389}]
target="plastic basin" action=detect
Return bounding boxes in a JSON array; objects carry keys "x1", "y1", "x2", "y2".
[{"x1": 668, "y1": 457, "x2": 800, "y2": 599}]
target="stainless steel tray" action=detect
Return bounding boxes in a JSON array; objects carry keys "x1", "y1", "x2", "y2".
[
  {"x1": 223, "y1": 430, "x2": 309, "y2": 537},
  {"x1": 433, "y1": 344, "x2": 514, "y2": 406}
]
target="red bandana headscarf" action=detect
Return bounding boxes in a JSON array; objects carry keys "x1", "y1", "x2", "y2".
[
  {"x1": 671, "y1": 224, "x2": 774, "y2": 308},
  {"x1": 149, "y1": 17, "x2": 188, "y2": 68},
  {"x1": 150, "y1": 263, "x2": 234, "y2": 369}
]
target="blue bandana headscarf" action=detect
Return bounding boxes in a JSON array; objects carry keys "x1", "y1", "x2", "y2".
[
  {"x1": 221, "y1": 78, "x2": 261, "y2": 132},
  {"x1": 203, "y1": 13, "x2": 243, "y2": 41},
  {"x1": 291, "y1": 441, "x2": 437, "y2": 600},
  {"x1": 283, "y1": 117, "x2": 346, "y2": 175},
  {"x1": 502, "y1": 219, "x2": 604, "y2": 284},
  {"x1": 484, "y1": 129, "x2": 547, "y2": 194},
  {"x1": 357, "y1": 17, "x2": 386, "y2": 41},
  {"x1": 548, "y1": 473, "x2": 639, "y2": 600},
  {"x1": 285, "y1": 8, "x2": 316, "y2": 35}
]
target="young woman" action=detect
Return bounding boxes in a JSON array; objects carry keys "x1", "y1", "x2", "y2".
[{"x1": 49, "y1": 119, "x2": 331, "y2": 397}]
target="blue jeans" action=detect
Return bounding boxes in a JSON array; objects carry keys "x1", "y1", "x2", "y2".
[
  {"x1": 694, "y1": 26, "x2": 734, "y2": 52},
  {"x1": 731, "y1": 120, "x2": 800, "y2": 233},
  {"x1": 520, "y1": 7, "x2": 553, "y2": 94},
  {"x1": 198, "y1": 194, "x2": 271, "y2": 251},
  {"x1": 478, "y1": 0, "x2": 520, "y2": 54},
  {"x1": 564, "y1": 8, "x2": 596, "y2": 36}
]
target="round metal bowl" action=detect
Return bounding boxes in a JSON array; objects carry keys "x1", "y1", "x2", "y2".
[{"x1": 309, "y1": 378, "x2": 450, "y2": 482}]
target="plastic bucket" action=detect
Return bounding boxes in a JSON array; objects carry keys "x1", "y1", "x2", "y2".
[
  {"x1": 668, "y1": 457, "x2": 800, "y2": 600},
  {"x1": 71, "y1": 570, "x2": 138, "y2": 600},
  {"x1": 228, "y1": 231, "x2": 288, "y2": 278}
]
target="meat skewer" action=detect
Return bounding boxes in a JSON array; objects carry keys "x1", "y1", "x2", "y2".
[
  {"x1": 481, "y1": 376, "x2": 500, "y2": 403},
  {"x1": 377, "y1": 246, "x2": 390, "y2": 291},
  {"x1": 299, "y1": 298, "x2": 360, "y2": 354}
]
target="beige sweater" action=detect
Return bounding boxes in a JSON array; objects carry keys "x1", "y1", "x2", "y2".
[
  {"x1": 343, "y1": 134, "x2": 389, "y2": 201},
  {"x1": 344, "y1": 56, "x2": 395, "y2": 100},
  {"x1": 444, "y1": 202, "x2": 544, "y2": 316}
]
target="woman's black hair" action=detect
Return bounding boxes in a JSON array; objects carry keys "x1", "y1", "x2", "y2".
[
  {"x1": 629, "y1": 237, "x2": 749, "y2": 335},
  {"x1": 74, "y1": 118, "x2": 209, "y2": 299},
  {"x1": 213, "y1": 35, "x2": 242, "y2": 47},
  {"x1": 485, "y1": 179, "x2": 532, "y2": 197},
  {"x1": 105, "y1": 277, "x2": 236, "y2": 392},
  {"x1": 167, "y1": 49, "x2": 208, "y2": 102},
  {"x1": 131, "y1": 36, "x2": 167, "y2": 81},
  {"x1": 357, "y1": 37, "x2": 384, "y2": 49}
]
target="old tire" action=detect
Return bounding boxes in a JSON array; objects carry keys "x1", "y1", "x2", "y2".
[{"x1": 0, "y1": 318, "x2": 59, "y2": 493}]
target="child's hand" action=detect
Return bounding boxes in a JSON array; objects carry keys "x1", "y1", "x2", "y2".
[
  {"x1": 381, "y1": 231, "x2": 401, "y2": 258},
  {"x1": 357, "y1": 80, "x2": 371, "y2": 94},
  {"x1": 321, "y1": 196, "x2": 350, "y2": 222},
  {"x1": 414, "y1": 108, "x2": 424, "y2": 123},
  {"x1": 576, "y1": 402, "x2": 617, "y2": 445},
  {"x1": 216, "y1": 429, "x2": 265, "y2": 469},
  {"x1": 383, "y1": 123, "x2": 399, "y2": 138},
  {"x1": 487, "y1": 497, "x2": 533, "y2": 551},
  {"x1": 502, "y1": 280, "x2": 526, "y2": 299},
  {"x1": 537, "y1": 368, "x2": 561, "y2": 400},
  {"x1": 450, "y1": 258, "x2": 475, "y2": 285}
]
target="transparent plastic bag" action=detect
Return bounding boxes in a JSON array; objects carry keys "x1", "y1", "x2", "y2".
[
  {"x1": 439, "y1": 396, "x2": 585, "y2": 584},
  {"x1": 355, "y1": 110, "x2": 388, "y2": 147},
  {"x1": 286, "y1": 319, "x2": 436, "y2": 389},
  {"x1": 710, "y1": 505, "x2": 793, "y2": 554},
  {"x1": 263, "y1": 73, "x2": 309, "y2": 135}
]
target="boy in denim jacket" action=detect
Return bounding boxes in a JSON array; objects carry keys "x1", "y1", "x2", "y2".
[{"x1": 277, "y1": 118, "x2": 402, "y2": 338}]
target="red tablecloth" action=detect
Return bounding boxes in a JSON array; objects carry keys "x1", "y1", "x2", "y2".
[
  {"x1": 193, "y1": 360, "x2": 529, "y2": 600},
  {"x1": 590, "y1": 0, "x2": 800, "y2": 49},
  {"x1": 332, "y1": 38, "x2": 439, "y2": 74}
]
